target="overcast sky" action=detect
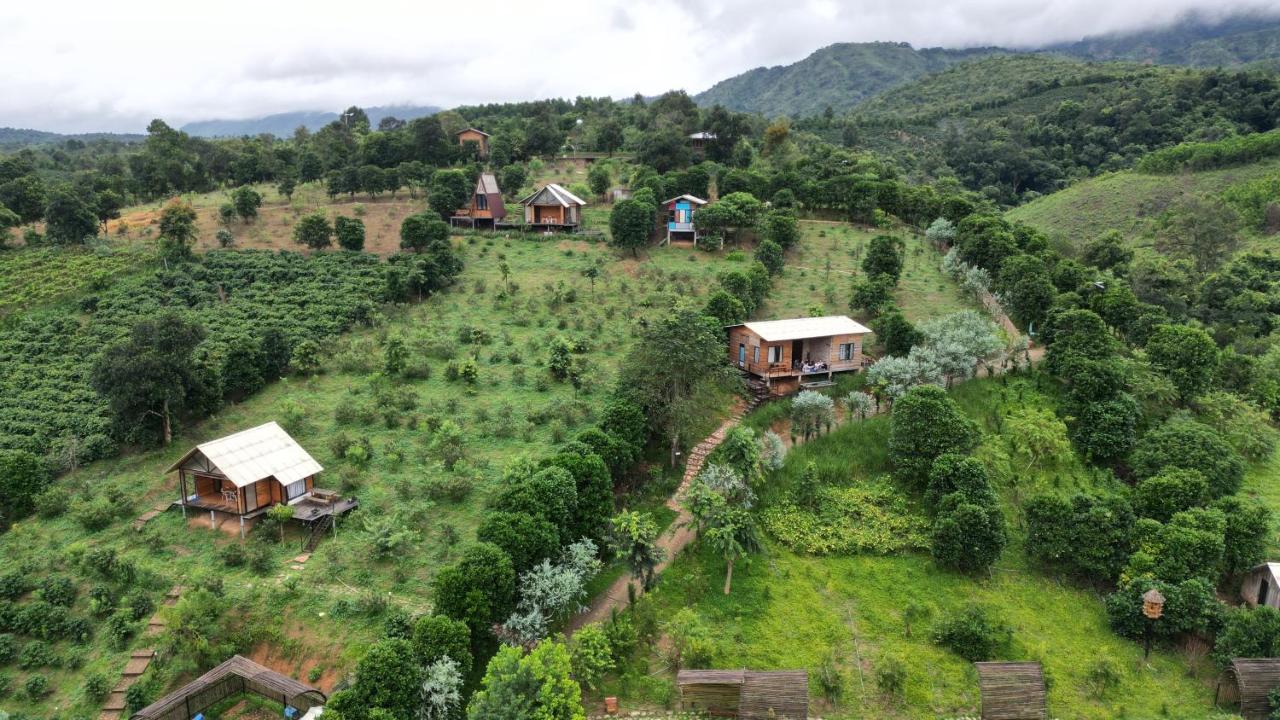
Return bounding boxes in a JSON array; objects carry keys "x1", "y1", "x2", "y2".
[{"x1": 2, "y1": 0, "x2": 1277, "y2": 133}]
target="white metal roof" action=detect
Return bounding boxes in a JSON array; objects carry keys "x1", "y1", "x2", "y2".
[
  {"x1": 689, "y1": 131, "x2": 717, "y2": 140},
  {"x1": 1255, "y1": 562, "x2": 1280, "y2": 579},
  {"x1": 520, "y1": 183, "x2": 586, "y2": 207},
  {"x1": 166, "y1": 422, "x2": 323, "y2": 488},
  {"x1": 662, "y1": 194, "x2": 708, "y2": 205},
  {"x1": 736, "y1": 315, "x2": 872, "y2": 342}
]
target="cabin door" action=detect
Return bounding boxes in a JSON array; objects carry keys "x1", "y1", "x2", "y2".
[
  {"x1": 792, "y1": 340, "x2": 803, "y2": 367},
  {"x1": 1262, "y1": 578, "x2": 1271, "y2": 607},
  {"x1": 738, "y1": 343, "x2": 746, "y2": 367},
  {"x1": 242, "y1": 484, "x2": 257, "y2": 512}
]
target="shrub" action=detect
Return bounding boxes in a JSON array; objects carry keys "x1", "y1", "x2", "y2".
[
  {"x1": 39, "y1": 575, "x2": 76, "y2": 607},
  {"x1": 925, "y1": 454, "x2": 992, "y2": 512},
  {"x1": 0, "y1": 634, "x2": 14, "y2": 664},
  {"x1": 32, "y1": 485, "x2": 69, "y2": 518},
  {"x1": 1133, "y1": 469, "x2": 1208, "y2": 522},
  {"x1": 18, "y1": 640, "x2": 57, "y2": 669},
  {"x1": 83, "y1": 671, "x2": 111, "y2": 700},
  {"x1": 1213, "y1": 606, "x2": 1280, "y2": 668},
  {"x1": 1131, "y1": 417, "x2": 1244, "y2": 498},
  {"x1": 932, "y1": 606, "x2": 1011, "y2": 661},
  {"x1": 71, "y1": 494, "x2": 119, "y2": 531},
  {"x1": 1086, "y1": 657, "x2": 1124, "y2": 699},
  {"x1": 23, "y1": 673, "x2": 49, "y2": 699},
  {"x1": 888, "y1": 385, "x2": 980, "y2": 488},
  {"x1": 603, "y1": 612, "x2": 637, "y2": 663},
  {"x1": 106, "y1": 609, "x2": 138, "y2": 649},
  {"x1": 930, "y1": 496, "x2": 1006, "y2": 574},
  {"x1": 569, "y1": 623, "x2": 615, "y2": 691},
  {"x1": 663, "y1": 608, "x2": 715, "y2": 671},
  {"x1": 875, "y1": 654, "x2": 907, "y2": 698}
]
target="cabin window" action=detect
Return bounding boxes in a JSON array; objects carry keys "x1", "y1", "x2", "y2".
[
  {"x1": 767, "y1": 346, "x2": 781, "y2": 363},
  {"x1": 284, "y1": 480, "x2": 307, "y2": 502},
  {"x1": 476, "y1": 194, "x2": 488, "y2": 210},
  {"x1": 838, "y1": 342, "x2": 855, "y2": 361}
]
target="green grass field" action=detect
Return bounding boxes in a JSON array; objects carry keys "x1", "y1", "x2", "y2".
[
  {"x1": 621, "y1": 376, "x2": 1236, "y2": 719},
  {"x1": 1006, "y1": 158, "x2": 1280, "y2": 254},
  {"x1": 765, "y1": 221, "x2": 974, "y2": 324}
]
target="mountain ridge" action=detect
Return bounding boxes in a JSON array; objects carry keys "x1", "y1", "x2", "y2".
[
  {"x1": 694, "y1": 12, "x2": 1280, "y2": 117},
  {"x1": 179, "y1": 104, "x2": 442, "y2": 138}
]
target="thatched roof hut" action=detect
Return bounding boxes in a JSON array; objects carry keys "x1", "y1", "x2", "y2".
[
  {"x1": 975, "y1": 662, "x2": 1047, "y2": 720},
  {"x1": 1217, "y1": 658, "x2": 1280, "y2": 720},
  {"x1": 130, "y1": 655, "x2": 325, "y2": 720},
  {"x1": 677, "y1": 669, "x2": 808, "y2": 720}
]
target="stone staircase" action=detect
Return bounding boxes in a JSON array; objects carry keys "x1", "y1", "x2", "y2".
[{"x1": 666, "y1": 391, "x2": 766, "y2": 512}]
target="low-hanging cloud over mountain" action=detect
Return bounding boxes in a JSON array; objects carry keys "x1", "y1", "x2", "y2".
[{"x1": 2, "y1": 0, "x2": 1277, "y2": 133}]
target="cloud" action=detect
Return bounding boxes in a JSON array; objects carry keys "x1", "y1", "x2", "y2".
[{"x1": 1, "y1": 0, "x2": 1276, "y2": 133}]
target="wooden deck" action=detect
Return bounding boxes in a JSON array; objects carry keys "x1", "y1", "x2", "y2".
[
  {"x1": 175, "y1": 491, "x2": 357, "y2": 523},
  {"x1": 291, "y1": 495, "x2": 359, "y2": 522}
]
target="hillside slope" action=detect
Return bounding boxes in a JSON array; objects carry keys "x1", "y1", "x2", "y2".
[
  {"x1": 1006, "y1": 157, "x2": 1280, "y2": 252},
  {"x1": 1050, "y1": 12, "x2": 1280, "y2": 66},
  {"x1": 693, "y1": 42, "x2": 1006, "y2": 116},
  {"x1": 697, "y1": 13, "x2": 1280, "y2": 119}
]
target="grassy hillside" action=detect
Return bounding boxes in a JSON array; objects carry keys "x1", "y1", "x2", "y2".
[
  {"x1": 694, "y1": 42, "x2": 1006, "y2": 117},
  {"x1": 0, "y1": 167, "x2": 964, "y2": 715},
  {"x1": 619, "y1": 377, "x2": 1229, "y2": 719},
  {"x1": 1006, "y1": 157, "x2": 1280, "y2": 253}
]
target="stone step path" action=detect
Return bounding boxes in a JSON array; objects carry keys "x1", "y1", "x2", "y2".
[
  {"x1": 131, "y1": 501, "x2": 171, "y2": 531},
  {"x1": 569, "y1": 393, "x2": 764, "y2": 633},
  {"x1": 144, "y1": 585, "x2": 183, "y2": 636},
  {"x1": 99, "y1": 648, "x2": 155, "y2": 720}
]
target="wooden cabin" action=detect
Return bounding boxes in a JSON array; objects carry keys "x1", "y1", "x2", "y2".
[
  {"x1": 167, "y1": 422, "x2": 355, "y2": 536},
  {"x1": 451, "y1": 173, "x2": 506, "y2": 229},
  {"x1": 688, "y1": 131, "x2": 716, "y2": 159},
  {"x1": 677, "y1": 669, "x2": 807, "y2": 720},
  {"x1": 456, "y1": 127, "x2": 490, "y2": 158},
  {"x1": 662, "y1": 194, "x2": 708, "y2": 244},
  {"x1": 1243, "y1": 563, "x2": 1280, "y2": 609},
  {"x1": 519, "y1": 183, "x2": 587, "y2": 232},
  {"x1": 728, "y1": 315, "x2": 872, "y2": 395}
]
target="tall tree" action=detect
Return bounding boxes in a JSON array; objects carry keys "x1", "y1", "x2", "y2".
[
  {"x1": 157, "y1": 200, "x2": 199, "y2": 261},
  {"x1": 90, "y1": 313, "x2": 208, "y2": 446},
  {"x1": 608, "y1": 199, "x2": 654, "y2": 258},
  {"x1": 618, "y1": 301, "x2": 734, "y2": 466},
  {"x1": 44, "y1": 186, "x2": 98, "y2": 244}
]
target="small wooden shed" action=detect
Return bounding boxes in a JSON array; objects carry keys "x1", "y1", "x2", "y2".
[
  {"x1": 456, "y1": 127, "x2": 490, "y2": 158},
  {"x1": 677, "y1": 669, "x2": 808, "y2": 720},
  {"x1": 1217, "y1": 658, "x2": 1280, "y2": 719},
  {"x1": 975, "y1": 662, "x2": 1047, "y2": 720},
  {"x1": 520, "y1": 183, "x2": 586, "y2": 231},
  {"x1": 1243, "y1": 563, "x2": 1280, "y2": 609},
  {"x1": 130, "y1": 655, "x2": 325, "y2": 720}
]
